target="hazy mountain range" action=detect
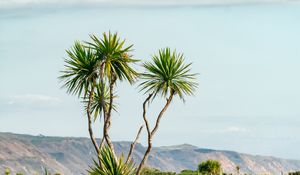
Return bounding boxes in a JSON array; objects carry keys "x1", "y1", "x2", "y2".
[{"x1": 0, "y1": 132, "x2": 300, "y2": 174}]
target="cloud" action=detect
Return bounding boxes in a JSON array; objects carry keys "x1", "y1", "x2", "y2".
[{"x1": 7, "y1": 94, "x2": 62, "y2": 108}]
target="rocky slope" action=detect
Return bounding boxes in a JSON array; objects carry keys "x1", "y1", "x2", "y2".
[{"x1": 0, "y1": 132, "x2": 299, "y2": 175}]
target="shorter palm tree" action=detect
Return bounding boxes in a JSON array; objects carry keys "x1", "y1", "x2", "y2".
[
  {"x1": 88, "y1": 146, "x2": 135, "y2": 175},
  {"x1": 136, "y1": 48, "x2": 197, "y2": 175}
]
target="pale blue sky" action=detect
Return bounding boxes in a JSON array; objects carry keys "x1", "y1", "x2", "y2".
[{"x1": 1, "y1": 2, "x2": 300, "y2": 159}]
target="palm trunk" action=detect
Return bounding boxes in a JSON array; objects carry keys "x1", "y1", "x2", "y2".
[
  {"x1": 99, "y1": 117, "x2": 106, "y2": 151},
  {"x1": 136, "y1": 92, "x2": 174, "y2": 175},
  {"x1": 99, "y1": 62, "x2": 107, "y2": 152},
  {"x1": 86, "y1": 85, "x2": 100, "y2": 161},
  {"x1": 101, "y1": 71, "x2": 118, "y2": 161}
]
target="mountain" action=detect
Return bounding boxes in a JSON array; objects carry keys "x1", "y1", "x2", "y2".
[{"x1": 0, "y1": 132, "x2": 299, "y2": 174}]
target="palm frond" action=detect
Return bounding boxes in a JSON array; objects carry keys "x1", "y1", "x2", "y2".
[
  {"x1": 83, "y1": 83, "x2": 117, "y2": 121},
  {"x1": 139, "y1": 48, "x2": 198, "y2": 101},
  {"x1": 88, "y1": 146, "x2": 135, "y2": 175},
  {"x1": 59, "y1": 41, "x2": 99, "y2": 97},
  {"x1": 86, "y1": 32, "x2": 139, "y2": 84}
]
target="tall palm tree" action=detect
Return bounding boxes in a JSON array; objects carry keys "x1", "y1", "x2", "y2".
[
  {"x1": 136, "y1": 48, "x2": 197, "y2": 175},
  {"x1": 59, "y1": 41, "x2": 101, "y2": 156},
  {"x1": 86, "y1": 32, "x2": 138, "y2": 159}
]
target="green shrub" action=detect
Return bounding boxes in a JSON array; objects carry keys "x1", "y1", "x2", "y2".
[
  {"x1": 289, "y1": 171, "x2": 300, "y2": 175},
  {"x1": 141, "y1": 167, "x2": 175, "y2": 175},
  {"x1": 198, "y1": 160, "x2": 222, "y2": 175},
  {"x1": 178, "y1": 169, "x2": 198, "y2": 175},
  {"x1": 5, "y1": 168, "x2": 10, "y2": 175}
]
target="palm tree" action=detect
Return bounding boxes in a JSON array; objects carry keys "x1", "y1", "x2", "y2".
[
  {"x1": 86, "y1": 32, "x2": 138, "y2": 159},
  {"x1": 136, "y1": 48, "x2": 197, "y2": 175},
  {"x1": 59, "y1": 41, "x2": 101, "y2": 156},
  {"x1": 60, "y1": 32, "x2": 138, "y2": 164}
]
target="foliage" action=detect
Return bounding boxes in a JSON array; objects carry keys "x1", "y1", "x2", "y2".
[
  {"x1": 140, "y1": 167, "x2": 175, "y2": 175},
  {"x1": 59, "y1": 32, "x2": 137, "y2": 114},
  {"x1": 88, "y1": 146, "x2": 135, "y2": 175},
  {"x1": 136, "y1": 47, "x2": 198, "y2": 175},
  {"x1": 178, "y1": 170, "x2": 198, "y2": 175},
  {"x1": 43, "y1": 168, "x2": 61, "y2": 175},
  {"x1": 86, "y1": 32, "x2": 138, "y2": 83},
  {"x1": 44, "y1": 168, "x2": 50, "y2": 175},
  {"x1": 140, "y1": 47, "x2": 197, "y2": 101},
  {"x1": 236, "y1": 166, "x2": 240, "y2": 175},
  {"x1": 59, "y1": 33, "x2": 198, "y2": 175},
  {"x1": 59, "y1": 32, "x2": 138, "y2": 163},
  {"x1": 198, "y1": 160, "x2": 222, "y2": 175},
  {"x1": 5, "y1": 168, "x2": 10, "y2": 175},
  {"x1": 289, "y1": 171, "x2": 300, "y2": 175},
  {"x1": 83, "y1": 83, "x2": 117, "y2": 120},
  {"x1": 59, "y1": 41, "x2": 98, "y2": 97}
]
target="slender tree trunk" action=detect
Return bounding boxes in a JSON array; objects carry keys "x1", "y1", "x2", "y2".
[
  {"x1": 136, "y1": 92, "x2": 174, "y2": 175},
  {"x1": 99, "y1": 62, "x2": 108, "y2": 152},
  {"x1": 97, "y1": 62, "x2": 117, "y2": 163},
  {"x1": 99, "y1": 116, "x2": 106, "y2": 151},
  {"x1": 102, "y1": 73, "x2": 118, "y2": 161},
  {"x1": 86, "y1": 85, "x2": 100, "y2": 162},
  {"x1": 126, "y1": 125, "x2": 144, "y2": 163}
]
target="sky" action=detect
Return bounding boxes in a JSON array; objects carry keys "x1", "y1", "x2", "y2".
[
  {"x1": 1, "y1": 1, "x2": 300, "y2": 160},
  {"x1": 1, "y1": 0, "x2": 299, "y2": 8}
]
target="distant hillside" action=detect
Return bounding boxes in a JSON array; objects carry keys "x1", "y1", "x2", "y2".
[{"x1": 0, "y1": 132, "x2": 300, "y2": 174}]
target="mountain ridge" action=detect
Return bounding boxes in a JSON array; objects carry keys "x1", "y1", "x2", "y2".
[{"x1": 0, "y1": 132, "x2": 299, "y2": 175}]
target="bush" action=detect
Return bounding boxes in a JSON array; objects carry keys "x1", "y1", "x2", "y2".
[
  {"x1": 198, "y1": 160, "x2": 222, "y2": 175},
  {"x1": 141, "y1": 167, "x2": 176, "y2": 175},
  {"x1": 289, "y1": 171, "x2": 300, "y2": 175},
  {"x1": 5, "y1": 168, "x2": 10, "y2": 175},
  {"x1": 178, "y1": 169, "x2": 198, "y2": 175}
]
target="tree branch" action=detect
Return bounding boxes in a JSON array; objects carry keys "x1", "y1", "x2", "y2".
[
  {"x1": 150, "y1": 92, "x2": 174, "y2": 136},
  {"x1": 143, "y1": 94, "x2": 153, "y2": 138},
  {"x1": 126, "y1": 125, "x2": 144, "y2": 163}
]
